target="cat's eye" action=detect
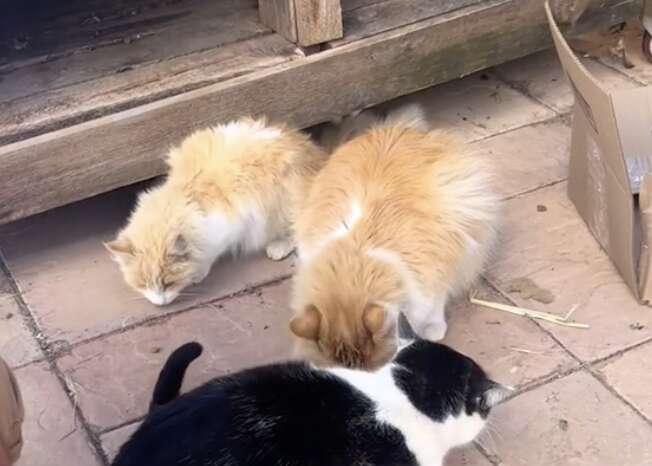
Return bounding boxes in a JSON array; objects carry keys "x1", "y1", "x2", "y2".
[{"x1": 161, "y1": 279, "x2": 173, "y2": 290}]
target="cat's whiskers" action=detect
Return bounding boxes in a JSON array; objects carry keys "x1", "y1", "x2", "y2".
[
  {"x1": 486, "y1": 418, "x2": 505, "y2": 442},
  {"x1": 124, "y1": 295, "x2": 148, "y2": 303},
  {"x1": 478, "y1": 419, "x2": 503, "y2": 454},
  {"x1": 475, "y1": 431, "x2": 496, "y2": 456}
]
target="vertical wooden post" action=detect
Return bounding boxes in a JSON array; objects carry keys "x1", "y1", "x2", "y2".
[{"x1": 258, "y1": 0, "x2": 343, "y2": 47}]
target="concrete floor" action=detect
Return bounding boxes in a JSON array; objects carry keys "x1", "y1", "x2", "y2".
[{"x1": 2, "y1": 28, "x2": 652, "y2": 466}]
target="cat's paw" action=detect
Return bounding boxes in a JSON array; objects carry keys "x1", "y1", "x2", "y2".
[
  {"x1": 422, "y1": 322, "x2": 448, "y2": 342},
  {"x1": 265, "y1": 240, "x2": 295, "y2": 261}
]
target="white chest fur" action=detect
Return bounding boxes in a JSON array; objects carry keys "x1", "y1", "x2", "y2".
[
  {"x1": 196, "y1": 205, "x2": 268, "y2": 260},
  {"x1": 327, "y1": 365, "x2": 485, "y2": 466}
]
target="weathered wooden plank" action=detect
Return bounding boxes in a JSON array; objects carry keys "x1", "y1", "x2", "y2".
[
  {"x1": 0, "y1": 0, "x2": 640, "y2": 224},
  {"x1": 295, "y1": 0, "x2": 343, "y2": 46},
  {"x1": 258, "y1": 0, "x2": 298, "y2": 42},
  {"x1": 341, "y1": 0, "x2": 389, "y2": 13},
  {"x1": 0, "y1": 34, "x2": 300, "y2": 145},
  {"x1": 258, "y1": 0, "x2": 343, "y2": 46},
  {"x1": 331, "y1": 0, "x2": 483, "y2": 47},
  {"x1": 0, "y1": 0, "x2": 264, "y2": 103}
]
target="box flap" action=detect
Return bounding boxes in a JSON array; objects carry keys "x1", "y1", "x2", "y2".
[
  {"x1": 545, "y1": 1, "x2": 639, "y2": 296},
  {"x1": 545, "y1": 1, "x2": 631, "y2": 192}
]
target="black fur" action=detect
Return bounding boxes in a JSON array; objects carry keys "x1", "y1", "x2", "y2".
[
  {"x1": 149, "y1": 342, "x2": 203, "y2": 411},
  {"x1": 393, "y1": 340, "x2": 498, "y2": 420},
  {"x1": 112, "y1": 340, "x2": 499, "y2": 466}
]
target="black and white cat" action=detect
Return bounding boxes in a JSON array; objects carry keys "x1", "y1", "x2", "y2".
[{"x1": 112, "y1": 339, "x2": 511, "y2": 466}]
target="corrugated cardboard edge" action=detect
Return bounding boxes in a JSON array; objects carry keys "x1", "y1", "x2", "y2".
[{"x1": 639, "y1": 174, "x2": 652, "y2": 303}]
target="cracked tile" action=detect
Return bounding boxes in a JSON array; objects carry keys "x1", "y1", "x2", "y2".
[
  {"x1": 0, "y1": 184, "x2": 293, "y2": 345},
  {"x1": 487, "y1": 183, "x2": 652, "y2": 362},
  {"x1": 57, "y1": 281, "x2": 293, "y2": 431}
]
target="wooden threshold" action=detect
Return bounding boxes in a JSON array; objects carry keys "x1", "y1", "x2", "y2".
[
  {"x1": 0, "y1": 0, "x2": 641, "y2": 224},
  {"x1": 0, "y1": 0, "x2": 297, "y2": 145},
  {"x1": 332, "y1": 0, "x2": 485, "y2": 48}
]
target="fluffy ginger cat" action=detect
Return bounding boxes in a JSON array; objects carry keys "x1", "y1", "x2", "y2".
[
  {"x1": 106, "y1": 118, "x2": 326, "y2": 306},
  {"x1": 290, "y1": 105, "x2": 499, "y2": 369}
]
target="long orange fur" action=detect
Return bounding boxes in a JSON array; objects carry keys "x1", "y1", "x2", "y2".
[
  {"x1": 290, "y1": 106, "x2": 499, "y2": 369},
  {"x1": 106, "y1": 118, "x2": 327, "y2": 306}
]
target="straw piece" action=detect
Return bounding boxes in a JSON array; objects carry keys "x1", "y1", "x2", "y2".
[
  {"x1": 469, "y1": 294, "x2": 590, "y2": 329},
  {"x1": 509, "y1": 347, "x2": 545, "y2": 354}
]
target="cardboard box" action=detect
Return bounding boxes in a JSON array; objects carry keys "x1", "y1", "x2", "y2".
[{"x1": 545, "y1": 1, "x2": 652, "y2": 304}]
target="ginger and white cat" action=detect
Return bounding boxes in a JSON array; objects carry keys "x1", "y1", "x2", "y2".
[
  {"x1": 106, "y1": 118, "x2": 327, "y2": 306},
  {"x1": 290, "y1": 105, "x2": 499, "y2": 369}
]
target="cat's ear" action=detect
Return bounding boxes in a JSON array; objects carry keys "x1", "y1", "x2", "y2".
[
  {"x1": 104, "y1": 237, "x2": 134, "y2": 265},
  {"x1": 482, "y1": 381, "x2": 513, "y2": 408},
  {"x1": 363, "y1": 304, "x2": 386, "y2": 336},
  {"x1": 289, "y1": 305, "x2": 321, "y2": 341},
  {"x1": 168, "y1": 234, "x2": 190, "y2": 261}
]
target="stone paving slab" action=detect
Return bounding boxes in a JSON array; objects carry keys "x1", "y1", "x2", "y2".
[
  {"x1": 445, "y1": 447, "x2": 493, "y2": 466},
  {"x1": 14, "y1": 363, "x2": 102, "y2": 466},
  {"x1": 387, "y1": 71, "x2": 556, "y2": 142},
  {"x1": 495, "y1": 49, "x2": 640, "y2": 114},
  {"x1": 0, "y1": 290, "x2": 42, "y2": 368},
  {"x1": 444, "y1": 283, "x2": 577, "y2": 389},
  {"x1": 0, "y1": 185, "x2": 293, "y2": 347},
  {"x1": 487, "y1": 370, "x2": 652, "y2": 465},
  {"x1": 470, "y1": 118, "x2": 570, "y2": 200},
  {"x1": 100, "y1": 422, "x2": 140, "y2": 462},
  {"x1": 596, "y1": 340, "x2": 652, "y2": 422},
  {"x1": 57, "y1": 281, "x2": 294, "y2": 432},
  {"x1": 487, "y1": 183, "x2": 652, "y2": 363}
]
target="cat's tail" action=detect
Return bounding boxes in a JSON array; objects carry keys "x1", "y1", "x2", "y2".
[
  {"x1": 149, "y1": 342, "x2": 203, "y2": 411},
  {"x1": 319, "y1": 109, "x2": 381, "y2": 152},
  {"x1": 320, "y1": 103, "x2": 429, "y2": 151},
  {"x1": 384, "y1": 103, "x2": 429, "y2": 132}
]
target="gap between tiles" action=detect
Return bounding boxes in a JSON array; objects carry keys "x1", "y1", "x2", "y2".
[
  {"x1": 0, "y1": 251, "x2": 50, "y2": 357},
  {"x1": 62, "y1": 273, "x2": 293, "y2": 355},
  {"x1": 466, "y1": 112, "x2": 567, "y2": 145},
  {"x1": 47, "y1": 273, "x2": 292, "y2": 359},
  {"x1": 483, "y1": 274, "x2": 652, "y2": 430},
  {"x1": 491, "y1": 68, "x2": 566, "y2": 117},
  {"x1": 99, "y1": 418, "x2": 144, "y2": 438},
  {"x1": 587, "y1": 350, "x2": 652, "y2": 427},
  {"x1": 1, "y1": 255, "x2": 111, "y2": 465},
  {"x1": 502, "y1": 178, "x2": 567, "y2": 202},
  {"x1": 474, "y1": 442, "x2": 500, "y2": 466},
  {"x1": 493, "y1": 54, "x2": 641, "y2": 116},
  {"x1": 592, "y1": 58, "x2": 649, "y2": 87}
]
